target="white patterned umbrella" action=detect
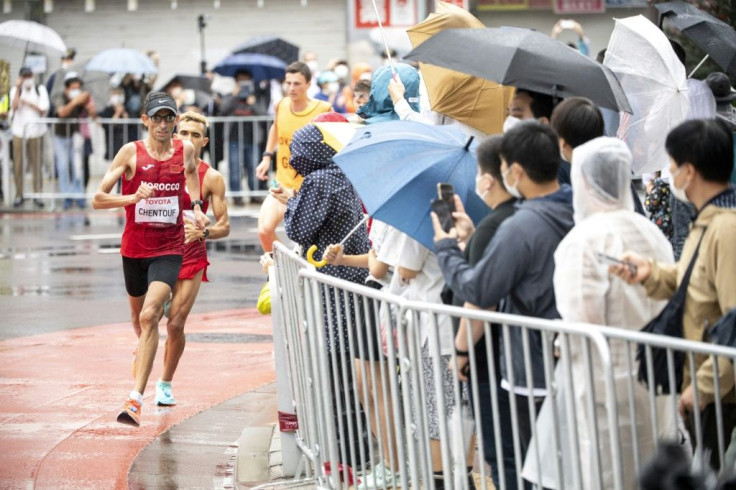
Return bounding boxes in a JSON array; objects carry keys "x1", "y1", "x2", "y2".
[{"x1": 0, "y1": 20, "x2": 67, "y2": 55}]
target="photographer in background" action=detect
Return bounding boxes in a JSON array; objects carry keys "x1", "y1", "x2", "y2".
[{"x1": 220, "y1": 69, "x2": 266, "y2": 205}]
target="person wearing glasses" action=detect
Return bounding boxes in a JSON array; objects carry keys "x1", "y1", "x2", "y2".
[{"x1": 92, "y1": 92, "x2": 209, "y2": 427}]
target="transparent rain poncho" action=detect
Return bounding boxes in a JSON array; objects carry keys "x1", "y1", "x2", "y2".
[{"x1": 522, "y1": 137, "x2": 676, "y2": 490}]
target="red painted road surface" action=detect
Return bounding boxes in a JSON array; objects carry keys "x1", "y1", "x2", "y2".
[{"x1": 0, "y1": 308, "x2": 275, "y2": 489}]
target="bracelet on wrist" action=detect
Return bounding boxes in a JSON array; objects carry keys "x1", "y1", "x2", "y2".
[{"x1": 455, "y1": 348, "x2": 469, "y2": 357}]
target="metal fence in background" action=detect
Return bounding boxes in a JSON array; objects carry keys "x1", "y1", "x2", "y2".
[
  {"x1": 1, "y1": 115, "x2": 274, "y2": 208},
  {"x1": 270, "y1": 243, "x2": 736, "y2": 490}
]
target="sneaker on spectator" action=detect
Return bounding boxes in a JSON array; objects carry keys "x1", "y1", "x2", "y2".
[
  {"x1": 357, "y1": 462, "x2": 400, "y2": 489},
  {"x1": 155, "y1": 380, "x2": 176, "y2": 406},
  {"x1": 33, "y1": 199, "x2": 45, "y2": 209},
  {"x1": 116, "y1": 398, "x2": 142, "y2": 427}
]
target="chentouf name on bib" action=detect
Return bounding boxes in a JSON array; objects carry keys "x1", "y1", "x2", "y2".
[{"x1": 135, "y1": 196, "x2": 179, "y2": 226}]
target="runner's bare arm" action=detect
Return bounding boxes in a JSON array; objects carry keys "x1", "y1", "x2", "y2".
[
  {"x1": 182, "y1": 141, "x2": 210, "y2": 229},
  {"x1": 256, "y1": 107, "x2": 279, "y2": 180},
  {"x1": 184, "y1": 169, "x2": 230, "y2": 244},
  {"x1": 92, "y1": 143, "x2": 151, "y2": 209}
]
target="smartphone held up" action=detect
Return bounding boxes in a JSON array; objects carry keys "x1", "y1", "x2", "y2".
[{"x1": 431, "y1": 183, "x2": 456, "y2": 233}]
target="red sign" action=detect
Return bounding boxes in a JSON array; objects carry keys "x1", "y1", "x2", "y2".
[
  {"x1": 554, "y1": 0, "x2": 604, "y2": 13},
  {"x1": 438, "y1": 0, "x2": 468, "y2": 8},
  {"x1": 355, "y1": 0, "x2": 417, "y2": 28},
  {"x1": 278, "y1": 410, "x2": 298, "y2": 432}
]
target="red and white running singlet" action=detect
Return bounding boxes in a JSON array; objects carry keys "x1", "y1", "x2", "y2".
[
  {"x1": 120, "y1": 139, "x2": 186, "y2": 258},
  {"x1": 181, "y1": 160, "x2": 211, "y2": 264}
]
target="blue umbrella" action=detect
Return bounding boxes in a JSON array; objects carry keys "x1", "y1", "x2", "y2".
[
  {"x1": 85, "y1": 48, "x2": 158, "y2": 75},
  {"x1": 333, "y1": 121, "x2": 488, "y2": 251},
  {"x1": 212, "y1": 53, "x2": 287, "y2": 81}
]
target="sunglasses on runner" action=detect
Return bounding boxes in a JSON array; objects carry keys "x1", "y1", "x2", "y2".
[{"x1": 150, "y1": 114, "x2": 176, "y2": 124}]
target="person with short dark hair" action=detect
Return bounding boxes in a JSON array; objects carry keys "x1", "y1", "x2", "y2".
[
  {"x1": 612, "y1": 118, "x2": 736, "y2": 472},
  {"x1": 220, "y1": 68, "x2": 266, "y2": 204},
  {"x1": 445, "y1": 135, "x2": 518, "y2": 487},
  {"x1": 54, "y1": 71, "x2": 96, "y2": 209},
  {"x1": 433, "y1": 121, "x2": 574, "y2": 486},
  {"x1": 500, "y1": 120, "x2": 560, "y2": 183},
  {"x1": 550, "y1": 96, "x2": 646, "y2": 215},
  {"x1": 507, "y1": 88, "x2": 568, "y2": 186},
  {"x1": 550, "y1": 96, "x2": 604, "y2": 154}
]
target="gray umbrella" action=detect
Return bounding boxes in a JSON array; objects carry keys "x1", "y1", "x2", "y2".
[
  {"x1": 404, "y1": 26, "x2": 632, "y2": 113},
  {"x1": 655, "y1": 1, "x2": 736, "y2": 78}
]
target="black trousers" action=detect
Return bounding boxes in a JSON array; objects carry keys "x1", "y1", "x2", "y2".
[{"x1": 687, "y1": 402, "x2": 736, "y2": 471}]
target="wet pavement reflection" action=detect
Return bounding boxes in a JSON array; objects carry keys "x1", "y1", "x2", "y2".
[{"x1": 1, "y1": 209, "x2": 267, "y2": 340}]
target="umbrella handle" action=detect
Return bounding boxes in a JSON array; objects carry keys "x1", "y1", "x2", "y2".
[{"x1": 306, "y1": 245, "x2": 328, "y2": 268}]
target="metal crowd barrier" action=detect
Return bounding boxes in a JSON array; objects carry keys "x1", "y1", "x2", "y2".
[
  {"x1": 2, "y1": 115, "x2": 274, "y2": 208},
  {"x1": 271, "y1": 243, "x2": 736, "y2": 490}
]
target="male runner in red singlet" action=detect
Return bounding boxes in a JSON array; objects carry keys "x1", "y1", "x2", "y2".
[
  {"x1": 92, "y1": 92, "x2": 209, "y2": 427},
  {"x1": 152, "y1": 111, "x2": 230, "y2": 406}
]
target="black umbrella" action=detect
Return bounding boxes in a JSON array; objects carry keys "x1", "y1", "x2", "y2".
[
  {"x1": 157, "y1": 74, "x2": 212, "y2": 93},
  {"x1": 655, "y1": 1, "x2": 736, "y2": 78},
  {"x1": 404, "y1": 26, "x2": 632, "y2": 113},
  {"x1": 231, "y1": 35, "x2": 299, "y2": 65}
]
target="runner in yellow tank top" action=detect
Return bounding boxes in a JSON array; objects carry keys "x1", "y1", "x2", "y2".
[
  {"x1": 274, "y1": 97, "x2": 332, "y2": 190},
  {"x1": 255, "y1": 62, "x2": 332, "y2": 251}
]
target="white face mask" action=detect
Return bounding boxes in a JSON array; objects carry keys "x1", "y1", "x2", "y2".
[
  {"x1": 502, "y1": 167, "x2": 523, "y2": 199},
  {"x1": 475, "y1": 173, "x2": 489, "y2": 201},
  {"x1": 333, "y1": 64, "x2": 349, "y2": 80},
  {"x1": 671, "y1": 166, "x2": 691, "y2": 204},
  {"x1": 327, "y1": 82, "x2": 340, "y2": 94},
  {"x1": 22, "y1": 79, "x2": 34, "y2": 91},
  {"x1": 503, "y1": 115, "x2": 521, "y2": 133},
  {"x1": 182, "y1": 89, "x2": 196, "y2": 106},
  {"x1": 68, "y1": 89, "x2": 81, "y2": 99},
  {"x1": 306, "y1": 60, "x2": 319, "y2": 75},
  {"x1": 109, "y1": 94, "x2": 125, "y2": 106}
]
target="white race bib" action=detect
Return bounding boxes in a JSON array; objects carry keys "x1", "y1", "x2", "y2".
[{"x1": 135, "y1": 196, "x2": 180, "y2": 226}]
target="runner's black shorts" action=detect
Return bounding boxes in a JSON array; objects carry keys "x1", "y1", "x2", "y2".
[{"x1": 122, "y1": 255, "x2": 183, "y2": 297}]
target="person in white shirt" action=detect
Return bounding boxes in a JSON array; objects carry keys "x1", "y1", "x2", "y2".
[{"x1": 10, "y1": 67, "x2": 49, "y2": 208}]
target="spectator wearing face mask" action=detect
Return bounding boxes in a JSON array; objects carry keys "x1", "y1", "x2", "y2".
[
  {"x1": 54, "y1": 71, "x2": 96, "y2": 210},
  {"x1": 10, "y1": 67, "x2": 49, "y2": 208},
  {"x1": 220, "y1": 69, "x2": 266, "y2": 205},
  {"x1": 330, "y1": 60, "x2": 350, "y2": 114},
  {"x1": 313, "y1": 71, "x2": 339, "y2": 104},
  {"x1": 611, "y1": 119, "x2": 736, "y2": 472},
  {"x1": 100, "y1": 87, "x2": 131, "y2": 162}
]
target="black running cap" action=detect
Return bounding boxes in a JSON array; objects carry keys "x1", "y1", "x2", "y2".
[{"x1": 145, "y1": 95, "x2": 177, "y2": 117}]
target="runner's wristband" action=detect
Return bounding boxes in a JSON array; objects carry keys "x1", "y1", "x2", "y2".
[
  {"x1": 191, "y1": 200, "x2": 204, "y2": 210},
  {"x1": 262, "y1": 151, "x2": 274, "y2": 159}
]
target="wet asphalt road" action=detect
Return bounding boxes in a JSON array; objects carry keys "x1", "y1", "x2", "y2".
[{"x1": 0, "y1": 207, "x2": 271, "y2": 340}]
